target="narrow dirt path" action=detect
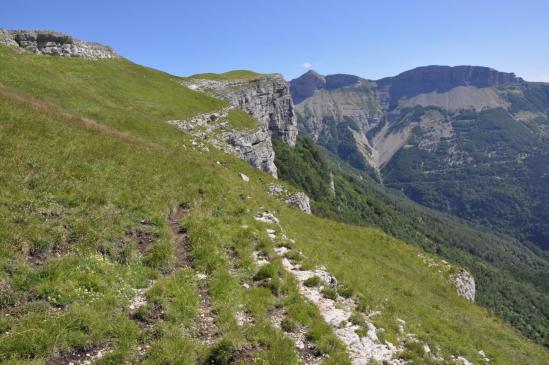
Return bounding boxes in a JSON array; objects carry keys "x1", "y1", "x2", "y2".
[
  {"x1": 167, "y1": 203, "x2": 192, "y2": 269},
  {"x1": 167, "y1": 203, "x2": 220, "y2": 345}
]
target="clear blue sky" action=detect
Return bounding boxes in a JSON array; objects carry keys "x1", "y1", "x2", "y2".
[{"x1": 2, "y1": 0, "x2": 548, "y2": 81}]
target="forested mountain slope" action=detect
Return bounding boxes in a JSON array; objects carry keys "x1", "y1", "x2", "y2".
[{"x1": 291, "y1": 67, "x2": 549, "y2": 253}]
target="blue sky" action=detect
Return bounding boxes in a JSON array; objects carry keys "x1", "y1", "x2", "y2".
[{"x1": 2, "y1": 0, "x2": 548, "y2": 81}]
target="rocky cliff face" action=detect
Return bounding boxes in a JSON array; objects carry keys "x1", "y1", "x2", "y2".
[
  {"x1": 292, "y1": 66, "x2": 549, "y2": 252},
  {"x1": 290, "y1": 67, "x2": 543, "y2": 174},
  {"x1": 0, "y1": 29, "x2": 119, "y2": 59},
  {"x1": 377, "y1": 65, "x2": 523, "y2": 104},
  {"x1": 183, "y1": 75, "x2": 297, "y2": 146},
  {"x1": 180, "y1": 74, "x2": 298, "y2": 177},
  {"x1": 167, "y1": 107, "x2": 278, "y2": 177}
]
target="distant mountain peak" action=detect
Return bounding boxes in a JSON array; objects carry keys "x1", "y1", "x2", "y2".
[
  {"x1": 303, "y1": 69, "x2": 324, "y2": 77},
  {"x1": 290, "y1": 71, "x2": 364, "y2": 104},
  {"x1": 325, "y1": 74, "x2": 362, "y2": 89},
  {"x1": 377, "y1": 65, "x2": 524, "y2": 100},
  {"x1": 290, "y1": 70, "x2": 326, "y2": 104}
]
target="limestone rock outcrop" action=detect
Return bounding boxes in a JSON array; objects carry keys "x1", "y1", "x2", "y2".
[
  {"x1": 168, "y1": 107, "x2": 278, "y2": 177},
  {"x1": 224, "y1": 128, "x2": 277, "y2": 177},
  {"x1": 0, "y1": 29, "x2": 119, "y2": 59},
  {"x1": 182, "y1": 74, "x2": 298, "y2": 146},
  {"x1": 284, "y1": 192, "x2": 311, "y2": 215},
  {"x1": 179, "y1": 73, "x2": 298, "y2": 177},
  {"x1": 268, "y1": 183, "x2": 311, "y2": 214},
  {"x1": 450, "y1": 270, "x2": 476, "y2": 302}
]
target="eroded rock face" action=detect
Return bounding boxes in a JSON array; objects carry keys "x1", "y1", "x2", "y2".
[
  {"x1": 224, "y1": 129, "x2": 277, "y2": 177},
  {"x1": 0, "y1": 29, "x2": 119, "y2": 59},
  {"x1": 167, "y1": 107, "x2": 278, "y2": 177},
  {"x1": 179, "y1": 74, "x2": 298, "y2": 177},
  {"x1": 268, "y1": 183, "x2": 312, "y2": 214},
  {"x1": 285, "y1": 192, "x2": 311, "y2": 214},
  {"x1": 182, "y1": 75, "x2": 298, "y2": 146},
  {"x1": 451, "y1": 270, "x2": 476, "y2": 302}
]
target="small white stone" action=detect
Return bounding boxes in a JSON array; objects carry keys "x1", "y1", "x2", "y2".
[
  {"x1": 239, "y1": 173, "x2": 250, "y2": 182},
  {"x1": 254, "y1": 212, "x2": 279, "y2": 224}
]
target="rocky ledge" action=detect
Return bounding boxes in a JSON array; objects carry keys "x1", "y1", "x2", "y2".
[
  {"x1": 181, "y1": 74, "x2": 298, "y2": 147},
  {"x1": 0, "y1": 29, "x2": 119, "y2": 59},
  {"x1": 167, "y1": 107, "x2": 278, "y2": 177}
]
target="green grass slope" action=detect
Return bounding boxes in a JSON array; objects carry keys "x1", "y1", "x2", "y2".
[
  {"x1": 187, "y1": 70, "x2": 273, "y2": 81},
  {"x1": 274, "y1": 136, "x2": 549, "y2": 347},
  {"x1": 0, "y1": 45, "x2": 547, "y2": 364}
]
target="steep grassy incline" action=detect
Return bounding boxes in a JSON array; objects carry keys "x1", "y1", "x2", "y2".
[
  {"x1": 0, "y1": 45, "x2": 225, "y2": 149},
  {"x1": 274, "y1": 136, "x2": 549, "y2": 347},
  {"x1": 0, "y1": 45, "x2": 548, "y2": 364}
]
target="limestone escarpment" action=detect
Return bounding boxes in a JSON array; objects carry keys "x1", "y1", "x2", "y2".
[
  {"x1": 182, "y1": 74, "x2": 298, "y2": 146},
  {"x1": 167, "y1": 107, "x2": 278, "y2": 177},
  {"x1": 178, "y1": 73, "x2": 299, "y2": 177},
  {"x1": 0, "y1": 29, "x2": 119, "y2": 59},
  {"x1": 290, "y1": 67, "x2": 544, "y2": 174}
]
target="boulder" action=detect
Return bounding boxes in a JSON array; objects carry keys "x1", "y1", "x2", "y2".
[
  {"x1": 285, "y1": 192, "x2": 311, "y2": 215},
  {"x1": 451, "y1": 270, "x2": 476, "y2": 302}
]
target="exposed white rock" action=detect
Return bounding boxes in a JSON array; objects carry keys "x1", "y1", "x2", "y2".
[
  {"x1": 168, "y1": 106, "x2": 278, "y2": 177},
  {"x1": 239, "y1": 173, "x2": 250, "y2": 182},
  {"x1": 128, "y1": 281, "x2": 155, "y2": 311},
  {"x1": 274, "y1": 250, "x2": 404, "y2": 364},
  {"x1": 256, "y1": 218, "x2": 467, "y2": 365},
  {"x1": 456, "y1": 355, "x2": 473, "y2": 365},
  {"x1": 396, "y1": 318, "x2": 406, "y2": 334},
  {"x1": 479, "y1": 349, "x2": 491, "y2": 362},
  {"x1": 268, "y1": 183, "x2": 287, "y2": 195},
  {"x1": 254, "y1": 212, "x2": 279, "y2": 224},
  {"x1": 177, "y1": 73, "x2": 299, "y2": 177},
  {"x1": 419, "y1": 253, "x2": 476, "y2": 302},
  {"x1": 451, "y1": 270, "x2": 476, "y2": 302},
  {"x1": 273, "y1": 246, "x2": 290, "y2": 257},
  {"x1": 252, "y1": 251, "x2": 269, "y2": 266},
  {"x1": 0, "y1": 29, "x2": 119, "y2": 59},
  {"x1": 266, "y1": 228, "x2": 277, "y2": 240},
  {"x1": 268, "y1": 183, "x2": 312, "y2": 214},
  {"x1": 285, "y1": 192, "x2": 311, "y2": 214},
  {"x1": 182, "y1": 74, "x2": 298, "y2": 146},
  {"x1": 79, "y1": 346, "x2": 111, "y2": 365},
  {"x1": 329, "y1": 171, "x2": 335, "y2": 195},
  {"x1": 128, "y1": 288, "x2": 148, "y2": 311}
]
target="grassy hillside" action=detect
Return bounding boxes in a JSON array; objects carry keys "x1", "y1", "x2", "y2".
[
  {"x1": 187, "y1": 70, "x2": 273, "y2": 81},
  {"x1": 274, "y1": 136, "x2": 549, "y2": 347},
  {"x1": 0, "y1": 45, "x2": 548, "y2": 364}
]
